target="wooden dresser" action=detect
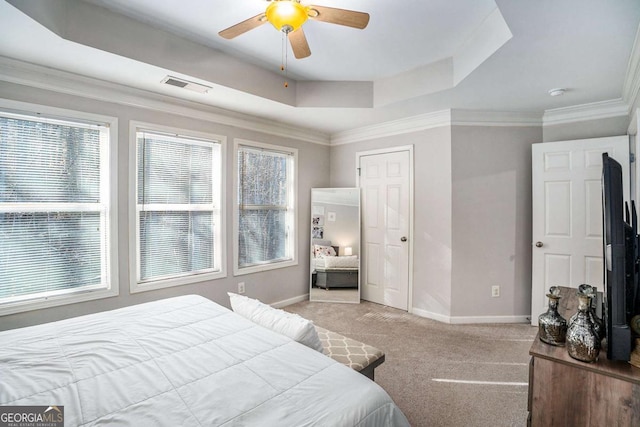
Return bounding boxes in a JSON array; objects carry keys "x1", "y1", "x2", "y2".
[{"x1": 528, "y1": 286, "x2": 640, "y2": 426}]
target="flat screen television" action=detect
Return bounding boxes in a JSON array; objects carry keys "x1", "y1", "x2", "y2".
[{"x1": 601, "y1": 152, "x2": 639, "y2": 361}]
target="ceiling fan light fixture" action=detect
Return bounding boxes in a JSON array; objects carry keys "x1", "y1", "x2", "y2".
[{"x1": 266, "y1": 1, "x2": 309, "y2": 32}]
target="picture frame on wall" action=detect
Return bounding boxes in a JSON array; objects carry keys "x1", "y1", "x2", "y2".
[{"x1": 312, "y1": 226, "x2": 324, "y2": 239}]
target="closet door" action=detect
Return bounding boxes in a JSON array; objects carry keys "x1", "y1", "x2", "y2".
[
  {"x1": 359, "y1": 148, "x2": 412, "y2": 311},
  {"x1": 531, "y1": 136, "x2": 629, "y2": 324}
]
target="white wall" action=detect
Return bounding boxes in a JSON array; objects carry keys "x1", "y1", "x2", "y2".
[{"x1": 0, "y1": 82, "x2": 330, "y2": 331}]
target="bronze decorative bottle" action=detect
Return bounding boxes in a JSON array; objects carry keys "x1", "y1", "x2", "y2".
[
  {"x1": 538, "y1": 286, "x2": 567, "y2": 346},
  {"x1": 566, "y1": 292, "x2": 601, "y2": 363}
]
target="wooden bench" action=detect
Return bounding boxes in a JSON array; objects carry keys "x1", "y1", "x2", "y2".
[{"x1": 315, "y1": 326, "x2": 385, "y2": 380}]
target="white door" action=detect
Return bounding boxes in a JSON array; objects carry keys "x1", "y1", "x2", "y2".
[
  {"x1": 358, "y1": 149, "x2": 411, "y2": 310},
  {"x1": 531, "y1": 136, "x2": 629, "y2": 324}
]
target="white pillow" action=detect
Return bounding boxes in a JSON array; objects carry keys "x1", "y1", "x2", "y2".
[
  {"x1": 228, "y1": 293, "x2": 323, "y2": 353},
  {"x1": 314, "y1": 244, "x2": 337, "y2": 258}
]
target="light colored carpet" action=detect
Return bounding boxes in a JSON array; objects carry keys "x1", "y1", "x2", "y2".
[
  {"x1": 285, "y1": 300, "x2": 537, "y2": 427},
  {"x1": 310, "y1": 286, "x2": 359, "y2": 303}
]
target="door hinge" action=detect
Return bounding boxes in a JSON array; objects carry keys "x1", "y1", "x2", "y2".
[
  {"x1": 631, "y1": 153, "x2": 636, "y2": 163},
  {"x1": 357, "y1": 167, "x2": 361, "y2": 176}
]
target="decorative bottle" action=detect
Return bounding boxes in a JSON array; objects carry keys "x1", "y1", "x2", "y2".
[
  {"x1": 569, "y1": 284, "x2": 605, "y2": 342},
  {"x1": 566, "y1": 293, "x2": 601, "y2": 363},
  {"x1": 538, "y1": 286, "x2": 567, "y2": 346}
]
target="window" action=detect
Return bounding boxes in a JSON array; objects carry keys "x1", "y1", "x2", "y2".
[
  {"x1": 235, "y1": 140, "x2": 297, "y2": 274},
  {"x1": 0, "y1": 105, "x2": 118, "y2": 315},
  {"x1": 130, "y1": 124, "x2": 225, "y2": 292}
]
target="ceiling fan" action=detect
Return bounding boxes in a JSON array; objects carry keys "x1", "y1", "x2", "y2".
[{"x1": 218, "y1": 0, "x2": 370, "y2": 59}]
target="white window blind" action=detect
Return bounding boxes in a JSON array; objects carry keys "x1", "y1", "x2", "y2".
[
  {"x1": 0, "y1": 111, "x2": 111, "y2": 306},
  {"x1": 136, "y1": 130, "x2": 221, "y2": 285},
  {"x1": 237, "y1": 144, "x2": 295, "y2": 269}
]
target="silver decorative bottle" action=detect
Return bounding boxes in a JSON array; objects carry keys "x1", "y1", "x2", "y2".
[
  {"x1": 538, "y1": 286, "x2": 567, "y2": 346},
  {"x1": 566, "y1": 293, "x2": 601, "y2": 363},
  {"x1": 569, "y1": 284, "x2": 605, "y2": 342}
]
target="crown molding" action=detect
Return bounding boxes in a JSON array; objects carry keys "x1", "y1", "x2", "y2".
[
  {"x1": 330, "y1": 109, "x2": 543, "y2": 146},
  {"x1": 629, "y1": 109, "x2": 638, "y2": 136},
  {"x1": 624, "y1": 25, "x2": 640, "y2": 115},
  {"x1": 330, "y1": 110, "x2": 452, "y2": 146},
  {"x1": 542, "y1": 98, "x2": 630, "y2": 127},
  {"x1": 4, "y1": 52, "x2": 637, "y2": 148},
  {"x1": 625, "y1": 26, "x2": 640, "y2": 136},
  {"x1": 451, "y1": 109, "x2": 542, "y2": 127},
  {"x1": 544, "y1": 25, "x2": 639, "y2": 130},
  {"x1": 543, "y1": 25, "x2": 639, "y2": 129},
  {"x1": 0, "y1": 56, "x2": 330, "y2": 145}
]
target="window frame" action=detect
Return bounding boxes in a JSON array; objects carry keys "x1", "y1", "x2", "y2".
[
  {"x1": 233, "y1": 139, "x2": 298, "y2": 276},
  {"x1": 129, "y1": 121, "x2": 226, "y2": 293},
  {"x1": 0, "y1": 99, "x2": 119, "y2": 316}
]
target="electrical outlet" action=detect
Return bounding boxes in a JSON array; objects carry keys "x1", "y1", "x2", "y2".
[
  {"x1": 238, "y1": 282, "x2": 245, "y2": 294},
  {"x1": 491, "y1": 285, "x2": 500, "y2": 298}
]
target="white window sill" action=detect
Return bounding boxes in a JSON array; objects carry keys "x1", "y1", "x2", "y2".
[
  {"x1": 234, "y1": 259, "x2": 298, "y2": 276},
  {"x1": 130, "y1": 270, "x2": 227, "y2": 294},
  {"x1": 0, "y1": 285, "x2": 119, "y2": 316}
]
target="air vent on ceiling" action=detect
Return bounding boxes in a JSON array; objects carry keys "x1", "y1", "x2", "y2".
[{"x1": 161, "y1": 76, "x2": 211, "y2": 94}]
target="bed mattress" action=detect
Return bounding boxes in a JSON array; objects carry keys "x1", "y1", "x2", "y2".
[
  {"x1": 313, "y1": 255, "x2": 359, "y2": 270},
  {"x1": 0, "y1": 295, "x2": 409, "y2": 426}
]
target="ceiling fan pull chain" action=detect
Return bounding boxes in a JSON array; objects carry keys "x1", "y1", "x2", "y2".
[
  {"x1": 281, "y1": 30, "x2": 286, "y2": 73},
  {"x1": 281, "y1": 29, "x2": 289, "y2": 88}
]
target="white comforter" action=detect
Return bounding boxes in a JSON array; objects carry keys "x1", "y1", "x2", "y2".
[{"x1": 0, "y1": 295, "x2": 409, "y2": 426}]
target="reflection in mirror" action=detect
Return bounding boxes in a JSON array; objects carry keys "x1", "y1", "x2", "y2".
[{"x1": 310, "y1": 188, "x2": 360, "y2": 303}]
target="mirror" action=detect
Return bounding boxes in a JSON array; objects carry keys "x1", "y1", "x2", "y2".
[{"x1": 310, "y1": 188, "x2": 360, "y2": 303}]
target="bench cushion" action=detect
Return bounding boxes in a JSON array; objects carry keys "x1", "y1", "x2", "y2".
[{"x1": 316, "y1": 326, "x2": 385, "y2": 379}]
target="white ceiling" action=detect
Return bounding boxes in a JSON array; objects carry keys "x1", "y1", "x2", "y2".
[
  {"x1": 84, "y1": 0, "x2": 500, "y2": 81},
  {"x1": 1, "y1": 0, "x2": 639, "y2": 137}
]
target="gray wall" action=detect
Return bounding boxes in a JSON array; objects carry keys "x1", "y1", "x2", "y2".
[
  {"x1": 329, "y1": 127, "x2": 454, "y2": 318},
  {"x1": 312, "y1": 202, "x2": 360, "y2": 255},
  {"x1": 0, "y1": 82, "x2": 330, "y2": 331},
  {"x1": 330, "y1": 125, "x2": 542, "y2": 321},
  {"x1": 543, "y1": 116, "x2": 630, "y2": 142},
  {"x1": 2, "y1": 77, "x2": 631, "y2": 329},
  {"x1": 450, "y1": 125, "x2": 542, "y2": 318}
]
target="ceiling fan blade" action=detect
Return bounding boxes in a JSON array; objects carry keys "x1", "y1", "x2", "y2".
[
  {"x1": 218, "y1": 13, "x2": 266, "y2": 39},
  {"x1": 308, "y1": 5, "x2": 369, "y2": 29},
  {"x1": 288, "y1": 28, "x2": 311, "y2": 59}
]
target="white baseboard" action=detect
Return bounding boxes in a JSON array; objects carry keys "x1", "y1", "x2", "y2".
[
  {"x1": 448, "y1": 314, "x2": 531, "y2": 324},
  {"x1": 411, "y1": 307, "x2": 530, "y2": 324},
  {"x1": 271, "y1": 294, "x2": 309, "y2": 309},
  {"x1": 411, "y1": 307, "x2": 452, "y2": 323}
]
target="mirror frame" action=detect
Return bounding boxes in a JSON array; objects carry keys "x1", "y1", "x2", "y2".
[{"x1": 309, "y1": 187, "x2": 361, "y2": 304}]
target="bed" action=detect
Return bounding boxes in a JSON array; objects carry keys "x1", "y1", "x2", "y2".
[
  {"x1": 0, "y1": 295, "x2": 409, "y2": 426},
  {"x1": 312, "y1": 240, "x2": 359, "y2": 289}
]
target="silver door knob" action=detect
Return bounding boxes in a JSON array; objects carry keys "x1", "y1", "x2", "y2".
[
  {"x1": 535, "y1": 241, "x2": 543, "y2": 248},
  {"x1": 401, "y1": 236, "x2": 407, "y2": 242}
]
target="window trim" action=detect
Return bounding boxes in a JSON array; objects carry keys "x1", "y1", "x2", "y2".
[
  {"x1": 129, "y1": 121, "x2": 226, "y2": 293},
  {"x1": 0, "y1": 99, "x2": 119, "y2": 316},
  {"x1": 233, "y1": 139, "x2": 298, "y2": 276}
]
